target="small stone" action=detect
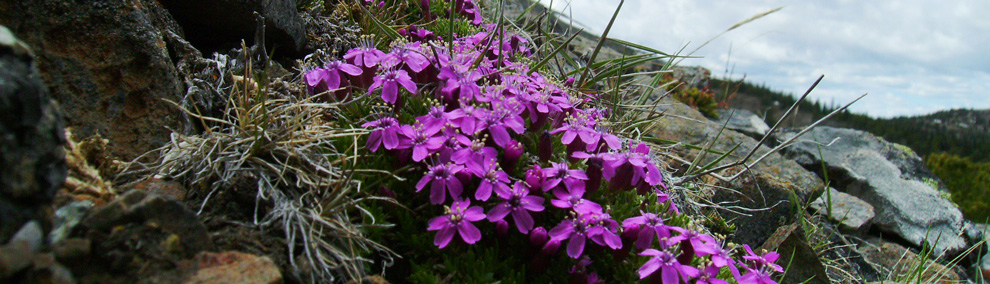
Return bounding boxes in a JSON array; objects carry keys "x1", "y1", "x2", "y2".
[
  {"x1": 49, "y1": 200, "x2": 93, "y2": 245},
  {"x1": 127, "y1": 178, "x2": 187, "y2": 201},
  {"x1": 810, "y1": 187, "x2": 875, "y2": 233},
  {"x1": 10, "y1": 220, "x2": 43, "y2": 253},
  {"x1": 185, "y1": 251, "x2": 282, "y2": 284},
  {"x1": 0, "y1": 239, "x2": 34, "y2": 278},
  {"x1": 758, "y1": 223, "x2": 829, "y2": 284},
  {"x1": 53, "y1": 238, "x2": 91, "y2": 263},
  {"x1": 26, "y1": 253, "x2": 76, "y2": 284}
]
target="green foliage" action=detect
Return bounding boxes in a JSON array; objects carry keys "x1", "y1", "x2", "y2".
[
  {"x1": 672, "y1": 84, "x2": 720, "y2": 118},
  {"x1": 925, "y1": 152, "x2": 990, "y2": 222}
]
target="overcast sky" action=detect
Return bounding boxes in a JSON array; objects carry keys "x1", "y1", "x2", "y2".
[{"x1": 536, "y1": 0, "x2": 990, "y2": 118}]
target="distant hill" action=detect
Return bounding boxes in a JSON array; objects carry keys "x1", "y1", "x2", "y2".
[{"x1": 709, "y1": 78, "x2": 990, "y2": 163}]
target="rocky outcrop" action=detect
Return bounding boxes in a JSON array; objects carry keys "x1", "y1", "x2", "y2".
[
  {"x1": 644, "y1": 75, "x2": 825, "y2": 247},
  {"x1": 0, "y1": 26, "x2": 66, "y2": 244},
  {"x1": 712, "y1": 108, "x2": 770, "y2": 139},
  {"x1": 0, "y1": 0, "x2": 184, "y2": 161},
  {"x1": 158, "y1": 0, "x2": 307, "y2": 55},
  {"x1": 778, "y1": 126, "x2": 969, "y2": 256}
]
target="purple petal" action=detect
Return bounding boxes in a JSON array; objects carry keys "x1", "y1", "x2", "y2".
[
  {"x1": 476, "y1": 181, "x2": 492, "y2": 201},
  {"x1": 487, "y1": 203, "x2": 511, "y2": 222},
  {"x1": 511, "y1": 210, "x2": 534, "y2": 233},
  {"x1": 383, "y1": 129, "x2": 400, "y2": 149},
  {"x1": 638, "y1": 257, "x2": 661, "y2": 279},
  {"x1": 416, "y1": 175, "x2": 431, "y2": 191},
  {"x1": 549, "y1": 221, "x2": 574, "y2": 240},
  {"x1": 489, "y1": 126, "x2": 510, "y2": 147},
  {"x1": 435, "y1": 227, "x2": 456, "y2": 248},
  {"x1": 521, "y1": 196, "x2": 545, "y2": 211},
  {"x1": 566, "y1": 234, "x2": 586, "y2": 258},
  {"x1": 463, "y1": 205, "x2": 486, "y2": 222},
  {"x1": 412, "y1": 145, "x2": 429, "y2": 162},
  {"x1": 561, "y1": 131, "x2": 577, "y2": 145},
  {"x1": 636, "y1": 226, "x2": 654, "y2": 250},
  {"x1": 458, "y1": 223, "x2": 482, "y2": 244},
  {"x1": 382, "y1": 82, "x2": 399, "y2": 104},
  {"x1": 338, "y1": 63, "x2": 363, "y2": 76},
  {"x1": 662, "y1": 266, "x2": 679, "y2": 284},
  {"x1": 427, "y1": 216, "x2": 448, "y2": 231},
  {"x1": 447, "y1": 177, "x2": 463, "y2": 199},
  {"x1": 430, "y1": 181, "x2": 445, "y2": 204}
]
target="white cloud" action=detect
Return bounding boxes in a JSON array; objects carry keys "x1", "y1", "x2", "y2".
[{"x1": 537, "y1": 0, "x2": 990, "y2": 118}]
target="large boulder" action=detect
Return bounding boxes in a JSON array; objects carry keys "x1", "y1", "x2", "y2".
[
  {"x1": 778, "y1": 126, "x2": 968, "y2": 256},
  {"x1": 645, "y1": 75, "x2": 825, "y2": 247},
  {"x1": 0, "y1": 26, "x2": 66, "y2": 244},
  {"x1": 157, "y1": 0, "x2": 307, "y2": 55},
  {"x1": 0, "y1": 0, "x2": 184, "y2": 161}
]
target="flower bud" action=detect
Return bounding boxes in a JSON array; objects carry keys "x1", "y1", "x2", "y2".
[
  {"x1": 525, "y1": 165, "x2": 544, "y2": 192},
  {"x1": 529, "y1": 227, "x2": 549, "y2": 248},
  {"x1": 541, "y1": 239, "x2": 562, "y2": 257},
  {"x1": 502, "y1": 140, "x2": 523, "y2": 171},
  {"x1": 584, "y1": 157, "x2": 603, "y2": 195},
  {"x1": 495, "y1": 219, "x2": 510, "y2": 237},
  {"x1": 539, "y1": 131, "x2": 552, "y2": 163}
]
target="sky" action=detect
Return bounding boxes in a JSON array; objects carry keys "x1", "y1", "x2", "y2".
[{"x1": 535, "y1": 0, "x2": 990, "y2": 118}]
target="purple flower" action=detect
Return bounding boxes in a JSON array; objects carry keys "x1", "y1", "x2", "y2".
[
  {"x1": 621, "y1": 211, "x2": 672, "y2": 250},
  {"x1": 370, "y1": 68, "x2": 417, "y2": 104},
  {"x1": 343, "y1": 37, "x2": 386, "y2": 68},
  {"x1": 448, "y1": 103, "x2": 487, "y2": 135},
  {"x1": 637, "y1": 248, "x2": 700, "y2": 282},
  {"x1": 361, "y1": 116, "x2": 401, "y2": 152},
  {"x1": 742, "y1": 244, "x2": 783, "y2": 273},
  {"x1": 487, "y1": 181, "x2": 545, "y2": 233},
  {"x1": 427, "y1": 199, "x2": 486, "y2": 248},
  {"x1": 382, "y1": 44, "x2": 431, "y2": 73},
  {"x1": 530, "y1": 227, "x2": 549, "y2": 248},
  {"x1": 548, "y1": 204, "x2": 614, "y2": 258},
  {"x1": 305, "y1": 60, "x2": 363, "y2": 98},
  {"x1": 542, "y1": 162, "x2": 588, "y2": 192},
  {"x1": 670, "y1": 226, "x2": 720, "y2": 262},
  {"x1": 416, "y1": 162, "x2": 465, "y2": 205},
  {"x1": 472, "y1": 158, "x2": 510, "y2": 201},
  {"x1": 452, "y1": 137, "x2": 497, "y2": 173},
  {"x1": 397, "y1": 123, "x2": 444, "y2": 162},
  {"x1": 737, "y1": 268, "x2": 778, "y2": 284},
  {"x1": 696, "y1": 264, "x2": 730, "y2": 284}
]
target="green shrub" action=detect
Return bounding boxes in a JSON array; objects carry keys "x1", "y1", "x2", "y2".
[{"x1": 926, "y1": 152, "x2": 990, "y2": 222}]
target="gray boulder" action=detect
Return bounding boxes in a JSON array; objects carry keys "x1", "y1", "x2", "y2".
[
  {"x1": 0, "y1": 0, "x2": 185, "y2": 161},
  {"x1": 778, "y1": 126, "x2": 968, "y2": 256},
  {"x1": 712, "y1": 108, "x2": 770, "y2": 139},
  {"x1": 0, "y1": 26, "x2": 66, "y2": 244}
]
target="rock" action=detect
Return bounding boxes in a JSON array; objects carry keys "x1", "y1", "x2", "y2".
[
  {"x1": 0, "y1": 236, "x2": 35, "y2": 278},
  {"x1": 0, "y1": 25, "x2": 66, "y2": 244},
  {"x1": 158, "y1": 0, "x2": 307, "y2": 55},
  {"x1": 861, "y1": 238, "x2": 962, "y2": 283},
  {"x1": 645, "y1": 80, "x2": 824, "y2": 246},
  {"x1": 778, "y1": 126, "x2": 968, "y2": 256},
  {"x1": 185, "y1": 251, "x2": 283, "y2": 284},
  {"x1": 671, "y1": 66, "x2": 711, "y2": 90},
  {"x1": 810, "y1": 187, "x2": 875, "y2": 234},
  {"x1": 69, "y1": 190, "x2": 213, "y2": 282},
  {"x1": 81, "y1": 190, "x2": 213, "y2": 257},
  {"x1": 125, "y1": 178, "x2": 187, "y2": 201},
  {"x1": 758, "y1": 223, "x2": 829, "y2": 284},
  {"x1": 712, "y1": 108, "x2": 770, "y2": 139},
  {"x1": 10, "y1": 221, "x2": 44, "y2": 253},
  {"x1": 0, "y1": 0, "x2": 184, "y2": 161},
  {"x1": 52, "y1": 238, "x2": 91, "y2": 264},
  {"x1": 24, "y1": 253, "x2": 76, "y2": 284},
  {"x1": 49, "y1": 200, "x2": 93, "y2": 246}
]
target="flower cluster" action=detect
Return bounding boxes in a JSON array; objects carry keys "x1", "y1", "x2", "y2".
[{"x1": 305, "y1": 2, "x2": 780, "y2": 282}]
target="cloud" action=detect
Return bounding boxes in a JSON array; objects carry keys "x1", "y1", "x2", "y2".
[{"x1": 537, "y1": 0, "x2": 990, "y2": 118}]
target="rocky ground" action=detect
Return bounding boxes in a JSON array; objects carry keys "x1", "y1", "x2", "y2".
[{"x1": 1, "y1": 0, "x2": 988, "y2": 283}]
